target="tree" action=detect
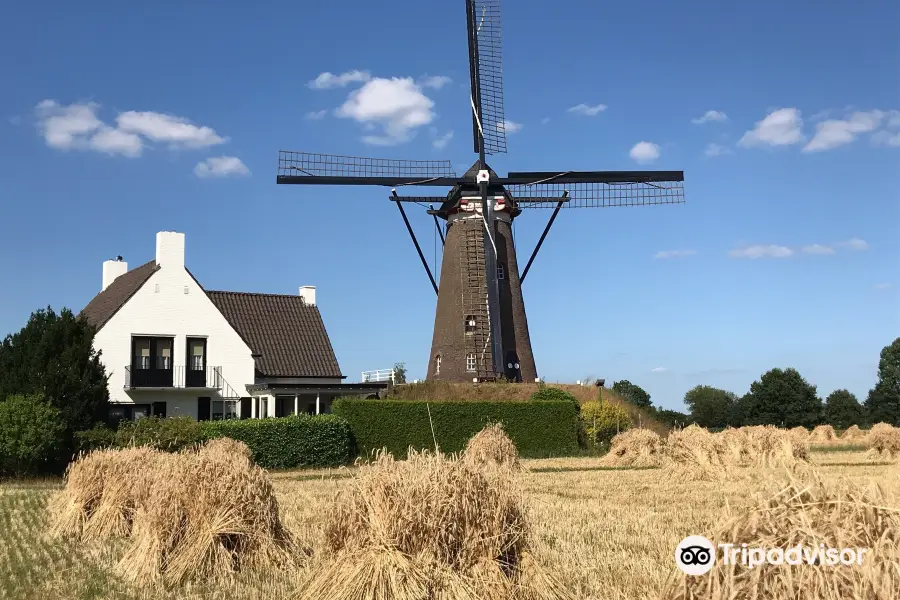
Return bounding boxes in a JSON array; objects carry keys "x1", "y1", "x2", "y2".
[
  {"x1": 683, "y1": 385, "x2": 738, "y2": 429},
  {"x1": 0, "y1": 307, "x2": 109, "y2": 438},
  {"x1": 0, "y1": 394, "x2": 65, "y2": 475},
  {"x1": 654, "y1": 408, "x2": 691, "y2": 428},
  {"x1": 580, "y1": 399, "x2": 632, "y2": 446},
  {"x1": 865, "y1": 338, "x2": 900, "y2": 425},
  {"x1": 392, "y1": 362, "x2": 407, "y2": 385},
  {"x1": 823, "y1": 389, "x2": 865, "y2": 429},
  {"x1": 743, "y1": 368, "x2": 821, "y2": 428},
  {"x1": 611, "y1": 380, "x2": 652, "y2": 409}
]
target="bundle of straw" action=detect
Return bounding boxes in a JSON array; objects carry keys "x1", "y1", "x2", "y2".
[{"x1": 600, "y1": 428, "x2": 664, "y2": 468}]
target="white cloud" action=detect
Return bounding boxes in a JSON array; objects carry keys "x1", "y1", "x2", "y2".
[
  {"x1": 499, "y1": 119, "x2": 522, "y2": 133},
  {"x1": 35, "y1": 100, "x2": 103, "y2": 150},
  {"x1": 836, "y1": 238, "x2": 869, "y2": 251},
  {"x1": 193, "y1": 156, "x2": 250, "y2": 178},
  {"x1": 809, "y1": 109, "x2": 833, "y2": 122},
  {"x1": 308, "y1": 70, "x2": 371, "y2": 90},
  {"x1": 704, "y1": 143, "x2": 732, "y2": 157},
  {"x1": 432, "y1": 130, "x2": 453, "y2": 149},
  {"x1": 872, "y1": 130, "x2": 900, "y2": 147},
  {"x1": 691, "y1": 110, "x2": 728, "y2": 124},
  {"x1": 801, "y1": 244, "x2": 835, "y2": 255},
  {"x1": 651, "y1": 367, "x2": 668, "y2": 373},
  {"x1": 803, "y1": 110, "x2": 885, "y2": 152},
  {"x1": 89, "y1": 126, "x2": 143, "y2": 157},
  {"x1": 336, "y1": 77, "x2": 435, "y2": 145},
  {"x1": 874, "y1": 283, "x2": 892, "y2": 290},
  {"x1": 116, "y1": 111, "x2": 226, "y2": 149},
  {"x1": 305, "y1": 110, "x2": 328, "y2": 120},
  {"x1": 567, "y1": 103, "x2": 607, "y2": 116},
  {"x1": 629, "y1": 141, "x2": 660, "y2": 164},
  {"x1": 729, "y1": 245, "x2": 793, "y2": 259},
  {"x1": 738, "y1": 108, "x2": 804, "y2": 148},
  {"x1": 654, "y1": 249, "x2": 696, "y2": 259},
  {"x1": 540, "y1": 117, "x2": 550, "y2": 125},
  {"x1": 419, "y1": 75, "x2": 452, "y2": 90}
]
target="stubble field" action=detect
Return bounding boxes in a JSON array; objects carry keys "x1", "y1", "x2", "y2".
[{"x1": 0, "y1": 446, "x2": 896, "y2": 600}]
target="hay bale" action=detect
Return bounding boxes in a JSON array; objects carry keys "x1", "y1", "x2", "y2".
[
  {"x1": 660, "y1": 472, "x2": 900, "y2": 600},
  {"x1": 117, "y1": 450, "x2": 298, "y2": 585},
  {"x1": 809, "y1": 424, "x2": 837, "y2": 442},
  {"x1": 297, "y1": 449, "x2": 573, "y2": 600},
  {"x1": 600, "y1": 428, "x2": 663, "y2": 468},
  {"x1": 866, "y1": 424, "x2": 900, "y2": 460},
  {"x1": 840, "y1": 424, "x2": 866, "y2": 441},
  {"x1": 463, "y1": 423, "x2": 521, "y2": 471},
  {"x1": 49, "y1": 446, "x2": 162, "y2": 540}
]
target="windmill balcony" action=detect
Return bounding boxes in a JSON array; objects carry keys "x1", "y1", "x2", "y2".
[{"x1": 124, "y1": 365, "x2": 225, "y2": 391}]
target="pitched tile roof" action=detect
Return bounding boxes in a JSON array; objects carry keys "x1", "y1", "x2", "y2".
[
  {"x1": 79, "y1": 260, "x2": 160, "y2": 330},
  {"x1": 80, "y1": 260, "x2": 343, "y2": 380},
  {"x1": 205, "y1": 291, "x2": 344, "y2": 379}
]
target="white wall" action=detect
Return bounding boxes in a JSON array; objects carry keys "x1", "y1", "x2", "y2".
[{"x1": 94, "y1": 248, "x2": 255, "y2": 409}]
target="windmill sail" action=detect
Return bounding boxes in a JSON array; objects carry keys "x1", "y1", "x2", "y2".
[{"x1": 467, "y1": 0, "x2": 506, "y2": 155}]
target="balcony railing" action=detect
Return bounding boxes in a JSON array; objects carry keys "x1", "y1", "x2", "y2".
[{"x1": 124, "y1": 365, "x2": 224, "y2": 391}]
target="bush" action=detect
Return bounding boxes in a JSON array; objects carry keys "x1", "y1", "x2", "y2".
[
  {"x1": 73, "y1": 424, "x2": 116, "y2": 453},
  {"x1": 114, "y1": 416, "x2": 206, "y2": 452},
  {"x1": 201, "y1": 414, "x2": 352, "y2": 469},
  {"x1": 580, "y1": 400, "x2": 633, "y2": 447},
  {"x1": 0, "y1": 393, "x2": 65, "y2": 475},
  {"x1": 333, "y1": 399, "x2": 579, "y2": 458},
  {"x1": 529, "y1": 385, "x2": 579, "y2": 410}
]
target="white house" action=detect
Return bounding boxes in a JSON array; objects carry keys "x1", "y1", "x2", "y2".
[{"x1": 80, "y1": 231, "x2": 386, "y2": 422}]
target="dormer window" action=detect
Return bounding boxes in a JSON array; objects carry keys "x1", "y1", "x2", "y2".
[{"x1": 464, "y1": 315, "x2": 476, "y2": 335}]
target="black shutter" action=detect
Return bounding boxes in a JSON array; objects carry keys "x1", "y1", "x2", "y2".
[
  {"x1": 198, "y1": 397, "x2": 211, "y2": 421},
  {"x1": 240, "y1": 397, "x2": 251, "y2": 419}
]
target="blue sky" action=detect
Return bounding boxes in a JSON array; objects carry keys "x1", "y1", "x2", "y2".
[{"x1": 1, "y1": 0, "x2": 897, "y2": 411}]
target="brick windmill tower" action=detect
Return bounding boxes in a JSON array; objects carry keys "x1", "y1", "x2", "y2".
[{"x1": 277, "y1": 0, "x2": 685, "y2": 383}]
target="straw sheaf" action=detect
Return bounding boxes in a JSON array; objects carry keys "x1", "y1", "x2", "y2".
[
  {"x1": 298, "y1": 449, "x2": 574, "y2": 600},
  {"x1": 809, "y1": 424, "x2": 838, "y2": 442},
  {"x1": 841, "y1": 424, "x2": 867, "y2": 441},
  {"x1": 660, "y1": 471, "x2": 900, "y2": 599},
  {"x1": 600, "y1": 428, "x2": 664, "y2": 468},
  {"x1": 866, "y1": 424, "x2": 900, "y2": 460},
  {"x1": 462, "y1": 423, "x2": 522, "y2": 472}
]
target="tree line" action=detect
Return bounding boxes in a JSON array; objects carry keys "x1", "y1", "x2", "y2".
[{"x1": 608, "y1": 338, "x2": 900, "y2": 430}]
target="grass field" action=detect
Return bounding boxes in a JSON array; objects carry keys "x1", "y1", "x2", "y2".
[{"x1": 1, "y1": 448, "x2": 896, "y2": 600}]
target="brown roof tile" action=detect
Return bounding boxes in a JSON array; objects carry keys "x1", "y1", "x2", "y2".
[
  {"x1": 79, "y1": 260, "x2": 160, "y2": 329},
  {"x1": 206, "y1": 291, "x2": 344, "y2": 379}
]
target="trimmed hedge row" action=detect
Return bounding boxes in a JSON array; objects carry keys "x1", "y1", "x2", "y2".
[
  {"x1": 333, "y1": 399, "x2": 579, "y2": 458},
  {"x1": 200, "y1": 414, "x2": 352, "y2": 469}
]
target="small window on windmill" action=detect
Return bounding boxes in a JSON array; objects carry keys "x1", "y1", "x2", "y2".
[
  {"x1": 435, "y1": 355, "x2": 441, "y2": 375},
  {"x1": 464, "y1": 315, "x2": 476, "y2": 335},
  {"x1": 497, "y1": 263, "x2": 506, "y2": 280},
  {"x1": 465, "y1": 353, "x2": 476, "y2": 372}
]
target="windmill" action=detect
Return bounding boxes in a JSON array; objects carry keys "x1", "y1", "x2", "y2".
[{"x1": 277, "y1": 0, "x2": 685, "y2": 383}]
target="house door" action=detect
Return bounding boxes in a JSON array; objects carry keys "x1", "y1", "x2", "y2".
[
  {"x1": 152, "y1": 402, "x2": 167, "y2": 418},
  {"x1": 240, "y1": 397, "x2": 251, "y2": 419},
  {"x1": 198, "y1": 397, "x2": 211, "y2": 421},
  {"x1": 186, "y1": 338, "x2": 207, "y2": 387},
  {"x1": 504, "y1": 351, "x2": 522, "y2": 383}
]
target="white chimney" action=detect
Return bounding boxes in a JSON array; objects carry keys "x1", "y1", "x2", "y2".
[
  {"x1": 102, "y1": 259, "x2": 128, "y2": 291},
  {"x1": 155, "y1": 231, "x2": 185, "y2": 269},
  {"x1": 299, "y1": 285, "x2": 316, "y2": 306}
]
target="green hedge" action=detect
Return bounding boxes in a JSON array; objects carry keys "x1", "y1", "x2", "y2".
[
  {"x1": 332, "y1": 399, "x2": 579, "y2": 458},
  {"x1": 201, "y1": 415, "x2": 352, "y2": 469}
]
